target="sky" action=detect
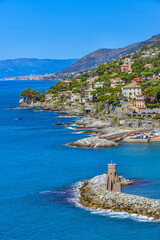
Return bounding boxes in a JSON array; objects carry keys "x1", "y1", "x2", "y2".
[{"x1": 0, "y1": 0, "x2": 160, "y2": 60}]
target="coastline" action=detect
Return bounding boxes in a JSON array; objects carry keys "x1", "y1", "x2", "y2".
[{"x1": 19, "y1": 101, "x2": 160, "y2": 148}]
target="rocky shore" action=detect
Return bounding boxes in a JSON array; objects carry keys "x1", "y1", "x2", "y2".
[
  {"x1": 19, "y1": 100, "x2": 160, "y2": 149},
  {"x1": 78, "y1": 174, "x2": 160, "y2": 221},
  {"x1": 68, "y1": 136, "x2": 118, "y2": 148},
  {"x1": 19, "y1": 100, "x2": 84, "y2": 116}
]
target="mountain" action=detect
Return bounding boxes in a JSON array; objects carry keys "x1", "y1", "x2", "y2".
[
  {"x1": 59, "y1": 34, "x2": 160, "y2": 74},
  {"x1": 0, "y1": 58, "x2": 78, "y2": 79},
  {"x1": 151, "y1": 38, "x2": 160, "y2": 49}
]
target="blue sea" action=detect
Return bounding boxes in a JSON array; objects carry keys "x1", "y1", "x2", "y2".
[{"x1": 0, "y1": 80, "x2": 160, "y2": 240}]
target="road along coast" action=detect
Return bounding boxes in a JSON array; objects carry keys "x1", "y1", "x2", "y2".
[{"x1": 78, "y1": 174, "x2": 160, "y2": 221}]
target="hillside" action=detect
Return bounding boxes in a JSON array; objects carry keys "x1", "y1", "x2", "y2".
[
  {"x1": 0, "y1": 58, "x2": 78, "y2": 79},
  {"x1": 59, "y1": 34, "x2": 160, "y2": 74},
  {"x1": 151, "y1": 38, "x2": 160, "y2": 49}
]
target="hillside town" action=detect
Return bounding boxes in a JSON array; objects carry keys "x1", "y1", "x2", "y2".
[{"x1": 20, "y1": 42, "x2": 160, "y2": 125}]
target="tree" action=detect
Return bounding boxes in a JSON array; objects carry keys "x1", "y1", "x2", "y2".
[
  {"x1": 153, "y1": 68, "x2": 160, "y2": 74},
  {"x1": 72, "y1": 88, "x2": 81, "y2": 93},
  {"x1": 83, "y1": 72, "x2": 89, "y2": 78},
  {"x1": 90, "y1": 90, "x2": 98, "y2": 95},
  {"x1": 140, "y1": 44, "x2": 149, "y2": 52},
  {"x1": 132, "y1": 59, "x2": 145, "y2": 77},
  {"x1": 96, "y1": 64, "x2": 106, "y2": 75},
  {"x1": 21, "y1": 88, "x2": 41, "y2": 101},
  {"x1": 141, "y1": 72, "x2": 153, "y2": 77},
  {"x1": 143, "y1": 86, "x2": 160, "y2": 102}
]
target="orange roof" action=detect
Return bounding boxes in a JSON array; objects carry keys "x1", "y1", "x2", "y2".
[
  {"x1": 151, "y1": 77, "x2": 157, "y2": 80},
  {"x1": 133, "y1": 78, "x2": 142, "y2": 80}
]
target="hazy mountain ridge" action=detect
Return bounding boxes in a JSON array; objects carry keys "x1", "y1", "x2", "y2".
[
  {"x1": 0, "y1": 58, "x2": 78, "y2": 79},
  {"x1": 151, "y1": 38, "x2": 160, "y2": 48},
  {"x1": 59, "y1": 34, "x2": 160, "y2": 74}
]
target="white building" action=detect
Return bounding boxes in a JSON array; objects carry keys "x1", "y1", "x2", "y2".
[
  {"x1": 122, "y1": 82, "x2": 142, "y2": 98},
  {"x1": 94, "y1": 82, "x2": 104, "y2": 89}
]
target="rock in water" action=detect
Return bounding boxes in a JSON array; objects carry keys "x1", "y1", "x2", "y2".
[{"x1": 68, "y1": 136, "x2": 118, "y2": 148}]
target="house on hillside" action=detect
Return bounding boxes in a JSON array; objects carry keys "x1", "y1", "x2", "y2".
[
  {"x1": 132, "y1": 78, "x2": 143, "y2": 84},
  {"x1": 121, "y1": 62, "x2": 132, "y2": 73},
  {"x1": 71, "y1": 93, "x2": 81, "y2": 101},
  {"x1": 63, "y1": 91, "x2": 72, "y2": 97},
  {"x1": 122, "y1": 82, "x2": 142, "y2": 98},
  {"x1": 144, "y1": 64, "x2": 152, "y2": 69},
  {"x1": 45, "y1": 94, "x2": 53, "y2": 101},
  {"x1": 134, "y1": 96, "x2": 146, "y2": 112},
  {"x1": 88, "y1": 76, "x2": 99, "y2": 84},
  {"x1": 110, "y1": 78, "x2": 123, "y2": 88},
  {"x1": 94, "y1": 82, "x2": 104, "y2": 89},
  {"x1": 63, "y1": 80, "x2": 72, "y2": 87},
  {"x1": 85, "y1": 88, "x2": 97, "y2": 101}
]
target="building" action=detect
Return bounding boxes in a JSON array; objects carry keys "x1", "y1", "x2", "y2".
[
  {"x1": 134, "y1": 96, "x2": 146, "y2": 112},
  {"x1": 121, "y1": 62, "x2": 132, "y2": 73},
  {"x1": 88, "y1": 76, "x2": 99, "y2": 83},
  {"x1": 110, "y1": 78, "x2": 123, "y2": 88},
  {"x1": 144, "y1": 64, "x2": 152, "y2": 69},
  {"x1": 71, "y1": 92, "x2": 81, "y2": 101},
  {"x1": 106, "y1": 163, "x2": 121, "y2": 192},
  {"x1": 79, "y1": 98, "x2": 86, "y2": 104},
  {"x1": 63, "y1": 91, "x2": 72, "y2": 97},
  {"x1": 132, "y1": 78, "x2": 143, "y2": 84},
  {"x1": 122, "y1": 82, "x2": 142, "y2": 98},
  {"x1": 110, "y1": 82, "x2": 116, "y2": 88},
  {"x1": 85, "y1": 88, "x2": 96, "y2": 101},
  {"x1": 63, "y1": 80, "x2": 72, "y2": 87},
  {"x1": 88, "y1": 83, "x2": 93, "y2": 89},
  {"x1": 45, "y1": 94, "x2": 53, "y2": 101},
  {"x1": 84, "y1": 106, "x2": 95, "y2": 114},
  {"x1": 94, "y1": 82, "x2": 104, "y2": 89},
  {"x1": 114, "y1": 77, "x2": 123, "y2": 83}
]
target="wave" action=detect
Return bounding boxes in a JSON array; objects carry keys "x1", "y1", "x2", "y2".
[
  {"x1": 39, "y1": 190, "x2": 66, "y2": 195},
  {"x1": 33, "y1": 109, "x2": 43, "y2": 112},
  {"x1": 72, "y1": 131, "x2": 84, "y2": 134},
  {"x1": 66, "y1": 127, "x2": 76, "y2": 130},
  {"x1": 58, "y1": 115, "x2": 79, "y2": 118}
]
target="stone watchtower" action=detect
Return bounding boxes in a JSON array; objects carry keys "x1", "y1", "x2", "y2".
[{"x1": 106, "y1": 163, "x2": 121, "y2": 192}]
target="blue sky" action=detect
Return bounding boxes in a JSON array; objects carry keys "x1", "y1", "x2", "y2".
[{"x1": 0, "y1": 0, "x2": 160, "y2": 60}]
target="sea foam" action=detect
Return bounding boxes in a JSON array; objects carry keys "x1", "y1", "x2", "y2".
[{"x1": 68, "y1": 181, "x2": 160, "y2": 223}]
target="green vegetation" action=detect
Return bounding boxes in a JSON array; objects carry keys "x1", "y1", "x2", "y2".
[
  {"x1": 153, "y1": 114, "x2": 160, "y2": 119},
  {"x1": 21, "y1": 88, "x2": 45, "y2": 102},
  {"x1": 21, "y1": 39, "x2": 160, "y2": 115}
]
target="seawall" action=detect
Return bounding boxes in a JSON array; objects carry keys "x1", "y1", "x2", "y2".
[{"x1": 78, "y1": 174, "x2": 160, "y2": 221}]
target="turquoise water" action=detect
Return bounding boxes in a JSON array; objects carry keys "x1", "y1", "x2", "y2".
[{"x1": 0, "y1": 80, "x2": 160, "y2": 240}]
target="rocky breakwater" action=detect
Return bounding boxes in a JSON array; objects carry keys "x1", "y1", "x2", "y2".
[
  {"x1": 68, "y1": 136, "x2": 118, "y2": 148},
  {"x1": 78, "y1": 174, "x2": 160, "y2": 221}
]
